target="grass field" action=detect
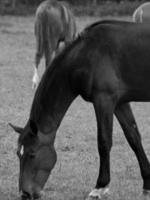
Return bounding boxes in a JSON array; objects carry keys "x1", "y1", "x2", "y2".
[{"x1": 0, "y1": 15, "x2": 150, "y2": 200}]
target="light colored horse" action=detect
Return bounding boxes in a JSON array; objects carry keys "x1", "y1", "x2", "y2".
[
  {"x1": 32, "y1": 0, "x2": 76, "y2": 89},
  {"x1": 133, "y1": 2, "x2": 150, "y2": 23}
]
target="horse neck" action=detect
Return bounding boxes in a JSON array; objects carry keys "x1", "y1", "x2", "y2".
[{"x1": 31, "y1": 68, "x2": 76, "y2": 134}]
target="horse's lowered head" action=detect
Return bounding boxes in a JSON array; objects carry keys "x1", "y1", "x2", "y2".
[{"x1": 9, "y1": 120, "x2": 57, "y2": 200}]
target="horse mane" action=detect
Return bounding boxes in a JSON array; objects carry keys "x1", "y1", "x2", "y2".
[
  {"x1": 34, "y1": 19, "x2": 133, "y2": 90},
  {"x1": 35, "y1": 19, "x2": 130, "y2": 85},
  {"x1": 31, "y1": 19, "x2": 132, "y2": 122},
  {"x1": 30, "y1": 31, "x2": 84, "y2": 122},
  {"x1": 84, "y1": 19, "x2": 133, "y2": 34}
]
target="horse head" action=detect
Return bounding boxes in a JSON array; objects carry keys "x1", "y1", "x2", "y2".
[{"x1": 9, "y1": 120, "x2": 57, "y2": 200}]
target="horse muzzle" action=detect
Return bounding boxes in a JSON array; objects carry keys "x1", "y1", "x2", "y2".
[{"x1": 20, "y1": 190, "x2": 43, "y2": 200}]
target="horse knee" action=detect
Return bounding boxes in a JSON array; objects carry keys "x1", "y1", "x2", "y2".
[{"x1": 99, "y1": 143, "x2": 111, "y2": 158}]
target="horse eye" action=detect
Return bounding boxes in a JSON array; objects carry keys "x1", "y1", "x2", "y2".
[
  {"x1": 28, "y1": 152, "x2": 36, "y2": 158},
  {"x1": 16, "y1": 150, "x2": 21, "y2": 158}
]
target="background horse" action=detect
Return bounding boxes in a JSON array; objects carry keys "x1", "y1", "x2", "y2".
[
  {"x1": 10, "y1": 20, "x2": 150, "y2": 200},
  {"x1": 132, "y1": 2, "x2": 150, "y2": 22},
  {"x1": 32, "y1": 0, "x2": 76, "y2": 89}
]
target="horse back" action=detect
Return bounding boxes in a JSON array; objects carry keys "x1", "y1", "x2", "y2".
[
  {"x1": 94, "y1": 23, "x2": 150, "y2": 101},
  {"x1": 69, "y1": 22, "x2": 150, "y2": 102}
]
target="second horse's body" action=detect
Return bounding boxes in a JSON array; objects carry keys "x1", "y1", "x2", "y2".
[{"x1": 32, "y1": 0, "x2": 76, "y2": 89}]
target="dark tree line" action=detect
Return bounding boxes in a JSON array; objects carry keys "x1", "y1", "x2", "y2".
[
  {"x1": 23, "y1": 0, "x2": 147, "y2": 5},
  {"x1": 0, "y1": 0, "x2": 147, "y2": 9}
]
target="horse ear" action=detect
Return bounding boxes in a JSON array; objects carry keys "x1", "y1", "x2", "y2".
[
  {"x1": 29, "y1": 120, "x2": 38, "y2": 136},
  {"x1": 9, "y1": 123, "x2": 24, "y2": 134}
]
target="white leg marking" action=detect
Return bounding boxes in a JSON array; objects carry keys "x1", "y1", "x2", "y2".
[
  {"x1": 32, "y1": 67, "x2": 39, "y2": 89},
  {"x1": 89, "y1": 187, "x2": 109, "y2": 199}
]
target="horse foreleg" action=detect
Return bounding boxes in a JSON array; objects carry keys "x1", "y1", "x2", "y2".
[
  {"x1": 89, "y1": 94, "x2": 115, "y2": 199},
  {"x1": 115, "y1": 103, "x2": 150, "y2": 192}
]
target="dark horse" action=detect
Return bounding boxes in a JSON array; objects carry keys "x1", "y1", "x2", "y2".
[
  {"x1": 10, "y1": 20, "x2": 150, "y2": 199},
  {"x1": 32, "y1": 0, "x2": 76, "y2": 89}
]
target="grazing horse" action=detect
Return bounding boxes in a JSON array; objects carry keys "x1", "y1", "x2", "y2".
[
  {"x1": 10, "y1": 20, "x2": 150, "y2": 200},
  {"x1": 133, "y1": 2, "x2": 150, "y2": 22},
  {"x1": 32, "y1": 0, "x2": 76, "y2": 89}
]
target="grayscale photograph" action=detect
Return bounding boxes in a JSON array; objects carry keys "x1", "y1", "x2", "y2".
[{"x1": 0, "y1": 0, "x2": 150, "y2": 200}]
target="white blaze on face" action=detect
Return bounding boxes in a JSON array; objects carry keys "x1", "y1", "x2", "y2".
[
  {"x1": 20, "y1": 145, "x2": 24, "y2": 156},
  {"x1": 32, "y1": 67, "x2": 39, "y2": 89}
]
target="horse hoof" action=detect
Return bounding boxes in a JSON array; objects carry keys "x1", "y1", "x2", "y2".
[
  {"x1": 86, "y1": 196, "x2": 98, "y2": 200},
  {"x1": 143, "y1": 189, "x2": 150, "y2": 196},
  {"x1": 87, "y1": 187, "x2": 109, "y2": 200}
]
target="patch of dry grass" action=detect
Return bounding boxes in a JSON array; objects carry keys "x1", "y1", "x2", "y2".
[{"x1": 0, "y1": 15, "x2": 149, "y2": 200}]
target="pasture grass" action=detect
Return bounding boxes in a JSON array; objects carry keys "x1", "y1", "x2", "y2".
[{"x1": 0, "y1": 15, "x2": 150, "y2": 200}]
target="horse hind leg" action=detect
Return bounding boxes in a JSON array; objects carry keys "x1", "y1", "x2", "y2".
[{"x1": 115, "y1": 103, "x2": 150, "y2": 193}]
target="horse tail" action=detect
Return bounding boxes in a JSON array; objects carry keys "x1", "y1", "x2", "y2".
[
  {"x1": 68, "y1": 10, "x2": 77, "y2": 40},
  {"x1": 61, "y1": 2, "x2": 77, "y2": 42},
  {"x1": 42, "y1": 10, "x2": 56, "y2": 68},
  {"x1": 61, "y1": 4, "x2": 69, "y2": 25},
  {"x1": 35, "y1": 3, "x2": 54, "y2": 68},
  {"x1": 34, "y1": 10, "x2": 45, "y2": 68}
]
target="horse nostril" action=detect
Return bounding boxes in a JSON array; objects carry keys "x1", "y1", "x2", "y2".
[
  {"x1": 33, "y1": 193, "x2": 41, "y2": 199},
  {"x1": 21, "y1": 191, "x2": 32, "y2": 200},
  {"x1": 21, "y1": 191, "x2": 41, "y2": 200}
]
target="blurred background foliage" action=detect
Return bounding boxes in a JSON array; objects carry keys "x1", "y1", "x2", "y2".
[{"x1": 0, "y1": 0, "x2": 148, "y2": 16}]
